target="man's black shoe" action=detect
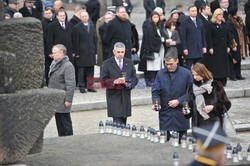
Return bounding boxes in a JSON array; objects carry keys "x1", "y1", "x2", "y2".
[
  {"x1": 230, "y1": 77, "x2": 237, "y2": 81},
  {"x1": 236, "y1": 76, "x2": 245, "y2": 80},
  {"x1": 80, "y1": 89, "x2": 87, "y2": 93},
  {"x1": 88, "y1": 89, "x2": 97, "y2": 93}
]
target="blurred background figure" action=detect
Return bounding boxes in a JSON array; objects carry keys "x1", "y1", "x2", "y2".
[
  {"x1": 85, "y1": 0, "x2": 100, "y2": 26},
  {"x1": 143, "y1": 0, "x2": 165, "y2": 19},
  {"x1": 112, "y1": 0, "x2": 133, "y2": 16},
  {"x1": 5, "y1": 0, "x2": 19, "y2": 18}
]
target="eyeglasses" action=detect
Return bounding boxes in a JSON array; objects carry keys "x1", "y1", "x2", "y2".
[{"x1": 116, "y1": 51, "x2": 125, "y2": 53}]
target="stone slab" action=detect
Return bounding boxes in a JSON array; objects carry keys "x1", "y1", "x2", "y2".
[
  {"x1": 0, "y1": 18, "x2": 44, "y2": 90},
  {"x1": 22, "y1": 134, "x2": 250, "y2": 166},
  {"x1": 0, "y1": 51, "x2": 16, "y2": 94},
  {"x1": 0, "y1": 0, "x2": 4, "y2": 21},
  {"x1": 0, "y1": 88, "x2": 65, "y2": 164}
]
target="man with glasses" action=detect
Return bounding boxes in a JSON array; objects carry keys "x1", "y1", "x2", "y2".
[
  {"x1": 101, "y1": 42, "x2": 138, "y2": 125},
  {"x1": 151, "y1": 50, "x2": 193, "y2": 143},
  {"x1": 104, "y1": 6, "x2": 132, "y2": 59}
]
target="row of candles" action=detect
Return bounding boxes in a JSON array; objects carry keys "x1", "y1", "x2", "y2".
[{"x1": 99, "y1": 120, "x2": 250, "y2": 164}]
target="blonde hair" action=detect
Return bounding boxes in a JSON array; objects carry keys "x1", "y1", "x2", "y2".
[{"x1": 211, "y1": 8, "x2": 225, "y2": 23}]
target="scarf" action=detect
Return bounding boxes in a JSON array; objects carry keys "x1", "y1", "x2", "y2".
[
  {"x1": 193, "y1": 79, "x2": 213, "y2": 120},
  {"x1": 48, "y1": 56, "x2": 68, "y2": 77}
]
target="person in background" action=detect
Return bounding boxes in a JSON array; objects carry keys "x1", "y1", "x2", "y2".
[
  {"x1": 184, "y1": 63, "x2": 231, "y2": 127},
  {"x1": 53, "y1": 0, "x2": 63, "y2": 12},
  {"x1": 101, "y1": 42, "x2": 138, "y2": 125},
  {"x1": 194, "y1": 0, "x2": 209, "y2": 13},
  {"x1": 152, "y1": 50, "x2": 193, "y2": 143},
  {"x1": 48, "y1": 44, "x2": 75, "y2": 137},
  {"x1": 206, "y1": 8, "x2": 230, "y2": 86},
  {"x1": 228, "y1": 8, "x2": 247, "y2": 81},
  {"x1": 143, "y1": 0, "x2": 165, "y2": 19},
  {"x1": 85, "y1": 0, "x2": 100, "y2": 26},
  {"x1": 176, "y1": 4, "x2": 187, "y2": 23},
  {"x1": 44, "y1": 1, "x2": 53, "y2": 10},
  {"x1": 5, "y1": 0, "x2": 18, "y2": 18},
  {"x1": 19, "y1": 0, "x2": 40, "y2": 20},
  {"x1": 190, "y1": 122, "x2": 229, "y2": 166},
  {"x1": 112, "y1": 0, "x2": 133, "y2": 16},
  {"x1": 42, "y1": 8, "x2": 54, "y2": 86},
  {"x1": 180, "y1": 5, "x2": 207, "y2": 70}
]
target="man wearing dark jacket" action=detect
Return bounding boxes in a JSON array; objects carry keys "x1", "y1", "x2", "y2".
[
  {"x1": 112, "y1": 0, "x2": 133, "y2": 16},
  {"x1": 180, "y1": 6, "x2": 207, "y2": 70},
  {"x1": 194, "y1": 0, "x2": 209, "y2": 13},
  {"x1": 152, "y1": 51, "x2": 193, "y2": 143},
  {"x1": 85, "y1": 0, "x2": 100, "y2": 26},
  {"x1": 47, "y1": 9, "x2": 74, "y2": 63},
  {"x1": 19, "y1": 0, "x2": 40, "y2": 20},
  {"x1": 101, "y1": 42, "x2": 138, "y2": 125},
  {"x1": 69, "y1": 5, "x2": 85, "y2": 26},
  {"x1": 73, "y1": 11, "x2": 97, "y2": 93},
  {"x1": 104, "y1": 6, "x2": 132, "y2": 59},
  {"x1": 42, "y1": 8, "x2": 54, "y2": 86},
  {"x1": 5, "y1": 0, "x2": 18, "y2": 18},
  {"x1": 143, "y1": 0, "x2": 165, "y2": 19}
]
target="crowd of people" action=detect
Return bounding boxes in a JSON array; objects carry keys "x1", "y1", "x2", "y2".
[{"x1": 3, "y1": 1, "x2": 249, "y2": 162}]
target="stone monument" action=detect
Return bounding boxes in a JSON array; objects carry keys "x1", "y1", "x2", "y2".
[{"x1": 0, "y1": 5, "x2": 66, "y2": 165}]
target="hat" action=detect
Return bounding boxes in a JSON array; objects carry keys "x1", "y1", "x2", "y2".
[
  {"x1": 229, "y1": 7, "x2": 238, "y2": 16},
  {"x1": 25, "y1": 0, "x2": 35, "y2": 3},
  {"x1": 170, "y1": 8, "x2": 179, "y2": 16},
  {"x1": 45, "y1": 1, "x2": 53, "y2": 8},
  {"x1": 192, "y1": 121, "x2": 230, "y2": 153},
  {"x1": 8, "y1": 0, "x2": 18, "y2": 4}
]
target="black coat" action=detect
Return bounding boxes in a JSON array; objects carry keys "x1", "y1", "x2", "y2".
[
  {"x1": 85, "y1": 0, "x2": 100, "y2": 25},
  {"x1": 228, "y1": 19, "x2": 241, "y2": 62},
  {"x1": 104, "y1": 16, "x2": 132, "y2": 59},
  {"x1": 73, "y1": 22, "x2": 97, "y2": 67},
  {"x1": 99, "y1": 22, "x2": 109, "y2": 62},
  {"x1": 19, "y1": 6, "x2": 40, "y2": 20},
  {"x1": 42, "y1": 18, "x2": 53, "y2": 58},
  {"x1": 131, "y1": 23, "x2": 139, "y2": 54},
  {"x1": 206, "y1": 22, "x2": 230, "y2": 78},
  {"x1": 186, "y1": 81, "x2": 231, "y2": 127},
  {"x1": 162, "y1": 28, "x2": 180, "y2": 53},
  {"x1": 246, "y1": 11, "x2": 250, "y2": 38},
  {"x1": 244, "y1": 2, "x2": 250, "y2": 15},
  {"x1": 101, "y1": 57, "x2": 138, "y2": 118},
  {"x1": 47, "y1": 20, "x2": 74, "y2": 63},
  {"x1": 143, "y1": 0, "x2": 165, "y2": 18},
  {"x1": 5, "y1": 6, "x2": 16, "y2": 17},
  {"x1": 194, "y1": 0, "x2": 209, "y2": 13},
  {"x1": 69, "y1": 15, "x2": 81, "y2": 26},
  {"x1": 112, "y1": 0, "x2": 133, "y2": 15},
  {"x1": 145, "y1": 23, "x2": 163, "y2": 54},
  {"x1": 180, "y1": 17, "x2": 206, "y2": 59}
]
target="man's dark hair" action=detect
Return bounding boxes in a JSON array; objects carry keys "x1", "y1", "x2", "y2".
[
  {"x1": 188, "y1": 5, "x2": 197, "y2": 11},
  {"x1": 201, "y1": 3, "x2": 210, "y2": 12},
  {"x1": 176, "y1": 4, "x2": 183, "y2": 9}
]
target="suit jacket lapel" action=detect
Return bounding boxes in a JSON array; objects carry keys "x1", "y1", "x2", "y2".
[
  {"x1": 122, "y1": 58, "x2": 129, "y2": 73},
  {"x1": 111, "y1": 57, "x2": 122, "y2": 74}
]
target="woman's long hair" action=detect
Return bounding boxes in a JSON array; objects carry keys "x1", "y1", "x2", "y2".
[
  {"x1": 150, "y1": 11, "x2": 161, "y2": 28},
  {"x1": 211, "y1": 8, "x2": 225, "y2": 23},
  {"x1": 192, "y1": 63, "x2": 213, "y2": 82}
]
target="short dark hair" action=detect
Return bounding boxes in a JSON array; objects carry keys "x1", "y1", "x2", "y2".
[
  {"x1": 201, "y1": 3, "x2": 210, "y2": 12},
  {"x1": 188, "y1": 5, "x2": 197, "y2": 11},
  {"x1": 165, "y1": 19, "x2": 176, "y2": 29},
  {"x1": 176, "y1": 4, "x2": 183, "y2": 9}
]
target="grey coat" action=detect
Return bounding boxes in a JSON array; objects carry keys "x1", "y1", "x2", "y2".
[{"x1": 48, "y1": 56, "x2": 76, "y2": 113}]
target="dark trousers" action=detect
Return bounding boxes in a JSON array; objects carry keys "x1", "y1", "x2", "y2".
[
  {"x1": 45, "y1": 58, "x2": 52, "y2": 86},
  {"x1": 78, "y1": 66, "x2": 94, "y2": 90},
  {"x1": 73, "y1": 57, "x2": 78, "y2": 86},
  {"x1": 166, "y1": 130, "x2": 187, "y2": 144},
  {"x1": 185, "y1": 58, "x2": 202, "y2": 71},
  {"x1": 214, "y1": 77, "x2": 227, "y2": 87},
  {"x1": 113, "y1": 117, "x2": 127, "y2": 125},
  {"x1": 55, "y1": 113, "x2": 73, "y2": 137},
  {"x1": 229, "y1": 57, "x2": 242, "y2": 79},
  {"x1": 145, "y1": 71, "x2": 157, "y2": 86}
]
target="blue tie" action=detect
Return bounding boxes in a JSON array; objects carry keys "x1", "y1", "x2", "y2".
[{"x1": 193, "y1": 19, "x2": 197, "y2": 27}]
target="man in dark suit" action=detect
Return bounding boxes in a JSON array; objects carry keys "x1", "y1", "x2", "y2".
[
  {"x1": 19, "y1": 0, "x2": 40, "y2": 20},
  {"x1": 47, "y1": 9, "x2": 74, "y2": 64},
  {"x1": 85, "y1": 0, "x2": 100, "y2": 26},
  {"x1": 104, "y1": 6, "x2": 132, "y2": 59},
  {"x1": 198, "y1": 4, "x2": 212, "y2": 65},
  {"x1": 180, "y1": 6, "x2": 207, "y2": 70},
  {"x1": 194, "y1": 0, "x2": 209, "y2": 13},
  {"x1": 211, "y1": 0, "x2": 234, "y2": 20},
  {"x1": 73, "y1": 11, "x2": 97, "y2": 93},
  {"x1": 143, "y1": 0, "x2": 165, "y2": 19},
  {"x1": 42, "y1": 8, "x2": 54, "y2": 86},
  {"x1": 101, "y1": 42, "x2": 138, "y2": 125}
]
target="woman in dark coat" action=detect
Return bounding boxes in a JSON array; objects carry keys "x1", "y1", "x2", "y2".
[
  {"x1": 131, "y1": 22, "x2": 139, "y2": 64},
  {"x1": 144, "y1": 11, "x2": 166, "y2": 85},
  {"x1": 228, "y1": 9, "x2": 247, "y2": 80},
  {"x1": 184, "y1": 63, "x2": 231, "y2": 127},
  {"x1": 206, "y1": 8, "x2": 230, "y2": 87}
]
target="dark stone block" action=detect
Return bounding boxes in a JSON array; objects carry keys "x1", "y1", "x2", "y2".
[
  {"x1": 0, "y1": 88, "x2": 65, "y2": 164},
  {"x1": 0, "y1": 51, "x2": 16, "y2": 94},
  {"x1": 0, "y1": 0, "x2": 4, "y2": 21},
  {"x1": 0, "y1": 18, "x2": 44, "y2": 90}
]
